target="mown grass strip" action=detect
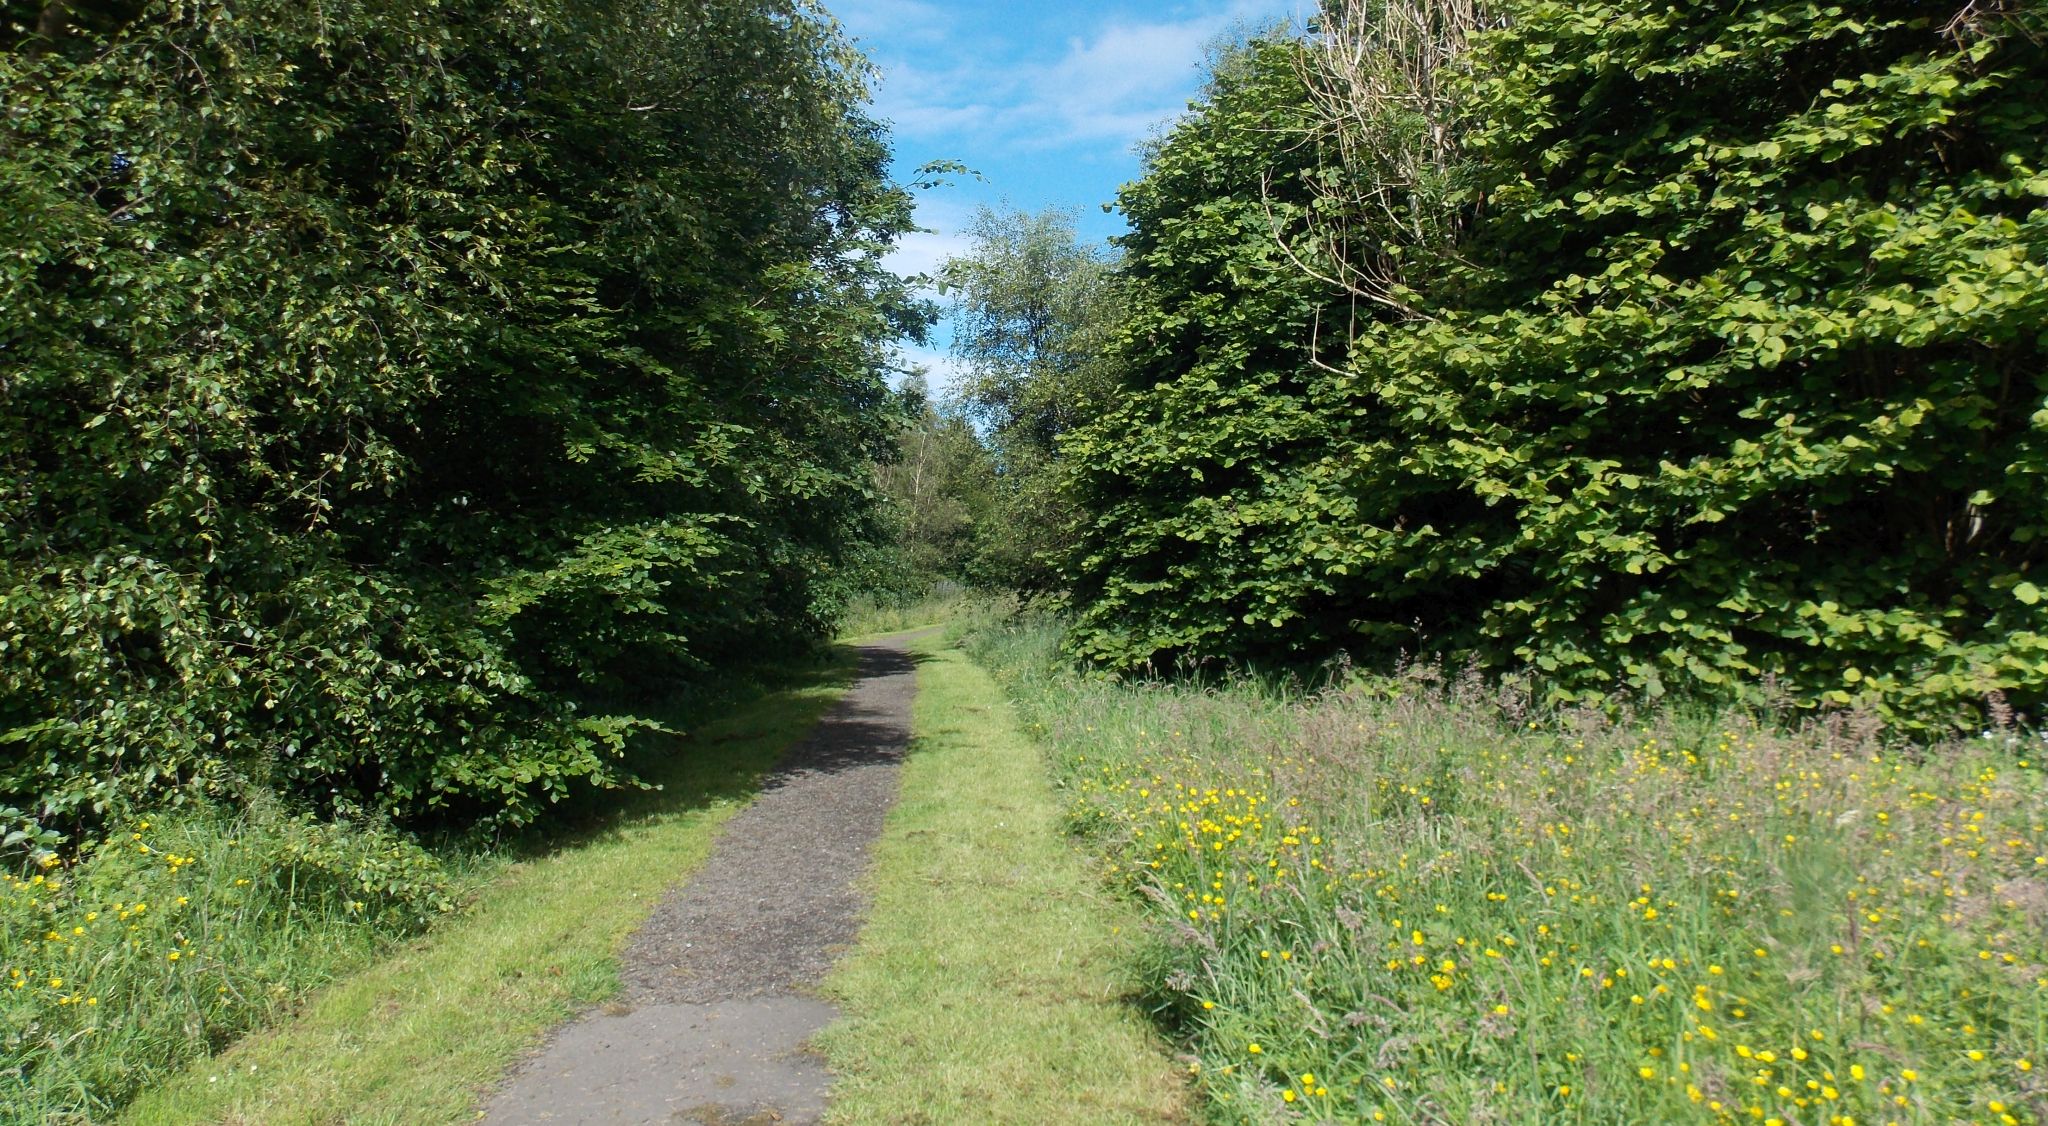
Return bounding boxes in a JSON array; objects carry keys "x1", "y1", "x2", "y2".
[
  {"x1": 120, "y1": 652, "x2": 856, "y2": 1126},
  {"x1": 816, "y1": 636, "x2": 1185, "y2": 1125}
]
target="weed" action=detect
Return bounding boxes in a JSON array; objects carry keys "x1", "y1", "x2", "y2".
[
  {"x1": 970, "y1": 619, "x2": 2048, "y2": 1124},
  {"x1": 1, "y1": 802, "x2": 451, "y2": 1122}
]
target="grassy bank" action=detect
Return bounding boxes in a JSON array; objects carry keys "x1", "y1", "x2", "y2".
[
  {"x1": 112, "y1": 651, "x2": 853, "y2": 1126},
  {"x1": 966, "y1": 616, "x2": 2047, "y2": 1125},
  {"x1": 817, "y1": 633, "x2": 1185, "y2": 1124},
  {"x1": 2, "y1": 804, "x2": 453, "y2": 1122}
]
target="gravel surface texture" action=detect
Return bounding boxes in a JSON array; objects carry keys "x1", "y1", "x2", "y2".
[{"x1": 485, "y1": 635, "x2": 924, "y2": 1126}]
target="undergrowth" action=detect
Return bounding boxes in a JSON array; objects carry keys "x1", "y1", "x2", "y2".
[
  {"x1": 1, "y1": 801, "x2": 458, "y2": 1122},
  {"x1": 966, "y1": 616, "x2": 2048, "y2": 1125},
  {"x1": 836, "y1": 585, "x2": 1008, "y2": 639}
]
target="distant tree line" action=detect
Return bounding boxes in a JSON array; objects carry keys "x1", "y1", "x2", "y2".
[
  {"x1": 1, "y1": 0, "x2": 925, "y2": 834},
  {"x1": 866, "y1": 205, "x2": 1118, "y2": 599}
]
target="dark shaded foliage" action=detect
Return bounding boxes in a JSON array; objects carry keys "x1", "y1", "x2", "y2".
[{"x1": 1, "y1": 0, "x2": 923, "y2": 830}]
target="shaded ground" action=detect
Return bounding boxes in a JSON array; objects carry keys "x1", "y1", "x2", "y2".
[{"x1": 484, "y1": 636, "x2": 923, "y2": 1126}]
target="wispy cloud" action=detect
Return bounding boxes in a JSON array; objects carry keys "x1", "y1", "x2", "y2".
[
  {"x1": 1025, "y1": 8, "x2": 1256, "y2": 147},
  {"x1": 859, "y1": 0, "x2": 1304, "y2": 157},
  {"x1": 883, "y1": 196, "x2": 978, "y2": 291},
  {"x1": 886, "y1": 226, "x2": 974, "y2": 283},
  {"x1": 848, "y1": 0, "x2": 1306, "y2": 343},
  {"x1": 888, "y1": 341, "x2": 970, "y2": 398}
]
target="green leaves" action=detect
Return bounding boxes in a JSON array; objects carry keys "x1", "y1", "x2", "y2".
[
  {"x1": 1062, "y1": 2, "x2": 2048, "y2": 728},
  {"x1": 928, "y1": 206, "x2": 1123, "y2": 592},
  {"x1": 2, "y1": 0, "x2": 920, "y2": 830}
]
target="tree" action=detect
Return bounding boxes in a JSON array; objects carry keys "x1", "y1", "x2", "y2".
[
  {"x1": 1, "y1": 0, "x2": 924, "y2": 830},
  {"x1": 941, "y1": 206, "x2": 1121, "y2": 453},
  {"x1": 1062, "y1": 3, "x2": 2048, "y2": 727},
  {"x1": 936, "y1": 206, "x2": 1122, "y2": 591},
  {"x1": 871, "y1": 376, "x2": 997, "y2": 585},
  {"x1": 1060, "y1": 39, "x2": 1345, "y2": 663}
]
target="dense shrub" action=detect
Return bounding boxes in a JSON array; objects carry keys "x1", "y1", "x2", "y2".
[
  {"x1": 1065, "y1": 2, "x2": 2048, "y2": 726},
  {"x1": 1061, "y1": 40, "x2": 1342, "y2": 667},
  {"x1": 1, "y1": 0, "x2": 921, "y2": 830}
]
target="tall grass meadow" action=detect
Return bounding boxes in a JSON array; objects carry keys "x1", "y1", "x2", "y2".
[{"x1": 966, "y1": 615, "x2": 2048, "y2": 1124}]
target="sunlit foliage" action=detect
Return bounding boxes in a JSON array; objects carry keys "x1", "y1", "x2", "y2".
[{"x1": 1065, "y1": 2, "x2": 2048, "y2": 726}]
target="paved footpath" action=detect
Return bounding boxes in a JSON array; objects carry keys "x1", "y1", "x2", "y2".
[{"x1": 484, "y1": 635, "x2": 923, "y2": 1126}]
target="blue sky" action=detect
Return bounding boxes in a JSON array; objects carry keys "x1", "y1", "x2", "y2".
[{"x1": 829, "y1": 0, "x2": 1309, "y2": 386}]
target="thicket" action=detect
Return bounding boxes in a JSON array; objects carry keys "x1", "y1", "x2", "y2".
[
  {"x1": 1, "y1": 0, "x2": 921, "y2": 837},
  {"x1": 1064, "y1": 1, "x2": 2048, "y2": 726}
]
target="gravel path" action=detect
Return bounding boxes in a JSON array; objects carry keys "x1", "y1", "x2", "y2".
[{"x1": 484, "y1": 635, "x2": 924, "y2": 1126}]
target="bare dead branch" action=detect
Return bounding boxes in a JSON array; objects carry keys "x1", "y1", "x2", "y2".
[{"x1": 1260, "y1": 0, "x2": 1503, "y2": 367}]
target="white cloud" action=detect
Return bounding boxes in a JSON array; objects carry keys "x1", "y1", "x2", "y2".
[
  {"x1": 1028, "y1": 0, "x2": 1308, "y2": 148},
  {"x1": 882, "y1": 195, "x2": 979, "y2": 292},
  {"x1": 889, "y1": 341, "x2": 970, "y2": 399},
  {"x1": 1029, "y1": 19, "x2": 1224, "y2": 144},
  {"x1": 885, "y1": 226, "x2": 972, "y2": 283},
  {"x1": 860, "y1": 0, "x2": 1306, "y2": 156}
]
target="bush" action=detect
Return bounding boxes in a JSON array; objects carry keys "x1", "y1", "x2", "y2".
[{"x1": 1064, "y1": 3, "x2": 2048, "y2": 727}]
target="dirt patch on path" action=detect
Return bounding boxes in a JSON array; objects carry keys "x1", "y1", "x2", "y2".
[{"x1": 484, "y1": 635, "x2": 925, "y2": 1126}]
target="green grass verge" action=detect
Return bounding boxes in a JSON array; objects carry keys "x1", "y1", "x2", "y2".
[
  {"x1": 834, "y1": 590, "x2": 1014, "y2": 642},
  {"x1": 816, "y1": 635, "x2": 1186, "y2": 1125},
  {"x1": 119, "y1": 651, "x2": 856, "y2": 1126},
  {"x1": 3, "y1": 802, "x2": 455, "y2": 1124}
]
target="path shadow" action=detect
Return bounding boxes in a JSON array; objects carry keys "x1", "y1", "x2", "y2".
[
  {"x1": 493, "y1": 639, "x2": 927, "y2": 863},
  {"x1": 753, "y1": 643, "x2": 929, "y2": 785}
]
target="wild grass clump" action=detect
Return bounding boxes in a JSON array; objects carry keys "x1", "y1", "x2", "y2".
[
  {"x1": 836, "y1": 584, "x2": 984, "y2": 638},
  {"x1": 967, "y1": 620, "x2": 2048, "y2": 1124},
  {"x1": 1, "y1": 802, "x2": 455, "y2": 1123}
]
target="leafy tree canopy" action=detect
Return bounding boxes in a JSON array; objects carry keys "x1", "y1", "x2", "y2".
[
  {"x1": 1063, "y1": 2, "x2": 2048, "y2": 727},
  {"x1": 1, "y1": 0, "x2": 925, "y2": 830}
]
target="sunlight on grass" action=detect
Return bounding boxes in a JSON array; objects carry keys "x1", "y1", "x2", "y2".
[
  {"x1": 1, "y1": 803, "x2": 446, "y2": 1122},
  {"x1": 834, "y1": 588, "x2": 1009, "y2": 641},
  {"x1": 968, "y1": 617, "x2": 2048, "y2": 1125},
  {"x1": 119, "y1": 653, "x2": 855, "y2": 1126},
  {"x1": 817, "y1": 636, "x2": 1185, "y2": 1125}
]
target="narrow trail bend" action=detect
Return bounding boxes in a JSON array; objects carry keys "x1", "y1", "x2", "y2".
[{"x1": 484, "y1": 634, "x2": 926, "y2": 1126}]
